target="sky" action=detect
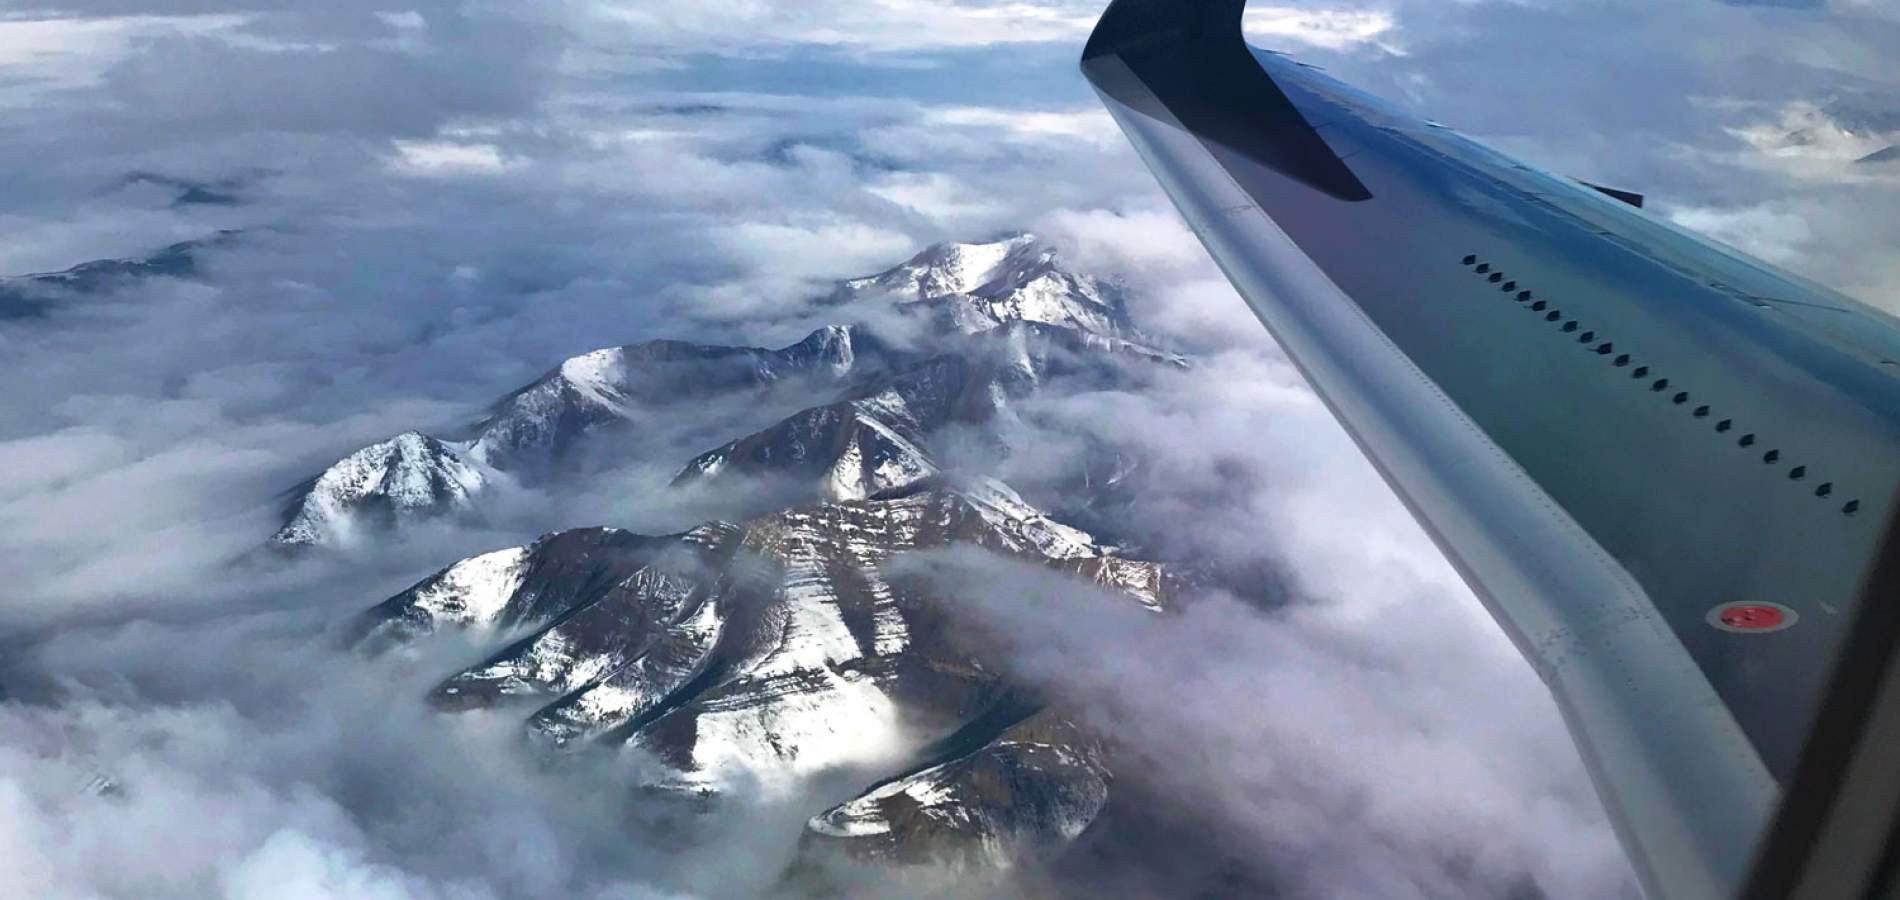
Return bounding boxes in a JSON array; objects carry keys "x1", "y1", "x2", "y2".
[{"x1": 0, "y1": 0, "x2": 1896, "y2": 897}]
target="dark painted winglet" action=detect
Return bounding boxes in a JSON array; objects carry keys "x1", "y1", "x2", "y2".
[{"x1": 1081, "y1": 0, "x2": 1373, "y2": 202}]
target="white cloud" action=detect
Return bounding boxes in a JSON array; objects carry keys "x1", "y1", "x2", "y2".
[
  {"x1": 1833, "y1": 0, "x2": 1900, "y2": 19},
  {"x1": 0, "y1": 14, "x2": 244, "y2": 80},
  {"x1": 1243, "y1": 6, "x2": 1403, "y2": 53},
  {"x1": 221, "y1": 832, "x2": 440, "y2": 900},
  {"x1": 866, "y1": 171, "x2": 1006, "y2": 221},
  {"x1": 1668, "y1": 203, "x2": 1816, "y2": 267},
  {"x1": 390, "y1": 140, "x2": 514, "y2": 176},
  {"x1": 589, "y1": 0, "x2": 1097, "y2": 55},
  {"x1": 925, "y1": 105, "x2": 1120, "y2": 144},
  {"x1": 710, "y1": 219, "x2": 916, "y2": 285}
]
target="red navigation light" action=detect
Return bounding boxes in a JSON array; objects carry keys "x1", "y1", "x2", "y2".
[{"x1": 1708, "y1": 602, "x2": 1798, "y2": 634}]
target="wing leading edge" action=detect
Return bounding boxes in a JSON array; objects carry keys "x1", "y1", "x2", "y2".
[{"x1": 1082, "y1": 1, "x2": 1900, "y2": 897}]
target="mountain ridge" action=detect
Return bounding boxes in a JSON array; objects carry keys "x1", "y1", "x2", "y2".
[{"x1": 274, "y1": 324, "x2": 896, "y2": 548}]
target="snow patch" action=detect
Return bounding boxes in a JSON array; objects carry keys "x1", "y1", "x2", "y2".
[
  {"x1": 557, "y1": 347, "x2": 633, "y2": 411},
  {"x1": 407, "y1": 546, "x2": 531, "y2": 627},
  {"x1": 960, "y1": 478, "x2": 1100, "y2": 560},
  {"x1": 687, "y1": 668, "x2": 904, "y2": 795}
]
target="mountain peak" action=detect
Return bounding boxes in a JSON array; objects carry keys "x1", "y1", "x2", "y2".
[
  {"x1": 274, "y1": 430, "x2": 487, "y2": 548},
  {"x1": 905, "y1": 233, "x2": 1043, "y2": 298},
  {"x1": 839, "y1": 234, "x2": 1135, "y2": 339}
]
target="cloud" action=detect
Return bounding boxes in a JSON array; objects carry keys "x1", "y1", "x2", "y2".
[
  {"x1": 0, "y1": 598, "x2": 778, "y2": 899},
  {"x1": 893, "y1": 546, "x2": 1636, "y2": 899},
  {"x1": 391, "y1": 140, "x2": 516, "y2": 176},
  {"x1": 589, "y1": 0, "x2": 1098, "y2": 55},
  {"x1": 1668, "y1": 203, "x2": 1818, "y2": 267},
  {"x1": 1243, "y1": 6, "x2": 1402, "y2": 53},
  {"x1": 0, "y1": 13, "x2": 243, "y2": 96}
]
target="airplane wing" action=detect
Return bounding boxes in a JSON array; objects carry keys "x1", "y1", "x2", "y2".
[{"x1": 1080, "y1": 2, "x2": 1900, "y2": 898}]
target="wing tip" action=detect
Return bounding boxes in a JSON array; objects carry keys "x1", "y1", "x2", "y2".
[
  {"x1": 1081, "y1": 0, "x2": 1373, "y2": 204},
  {"x1": 1083, "y1": 0, "x2": 1247, "y2": 62}
]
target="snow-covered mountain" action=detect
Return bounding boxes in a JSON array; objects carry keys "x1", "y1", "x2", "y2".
[
  {"x1": 305, "y1": 235, "x2": 1205, "y2": 876},
  {"x1": 355, "y1": 527, "x2": 682, "y2": 648},
  {"x1": 1734, "y1": 97, "x2": 1900, "y2": 168},
  {"x1": 835, "y1": 234, "x2": 1138, "y2": 339},
  {"x1": 803, "y1": 709, "x2": 1110, "y2": 870},
  {"x1": 273, "y1": 326, "x2": 889, "y2": 548},
  {"x1": 273, "y1": 236, "x2": 1171, "y2": 551},
  {"x1": 275, "y1": 432, "x2": 492, "y2": 548},
  {"x1": 358, "y1": 479, "x2": 1164, "y2": 867}
]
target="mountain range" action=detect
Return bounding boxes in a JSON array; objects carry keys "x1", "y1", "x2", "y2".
[
  {"x1": 284, "y1": 235, "x2": 1202, "y2": 883},
  {"x1": 274, "y1": 236, "x2": 1181, "y2": 551}
]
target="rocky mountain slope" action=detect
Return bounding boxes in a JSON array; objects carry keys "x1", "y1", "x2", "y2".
[{"x1": 1737, "y1": 96, "x2": 1900, "y2": 167}]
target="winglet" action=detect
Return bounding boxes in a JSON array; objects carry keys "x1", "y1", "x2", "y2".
[
  {"x1": 1083, "y1": 0, "x2": 1247, "y2": 61},
  {"x1": 1081, "y1": 0, "x2": 1373, "y2": 202}
]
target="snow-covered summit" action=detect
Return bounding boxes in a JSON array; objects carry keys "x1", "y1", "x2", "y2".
[
  {"x1": 274, "y1": 432, "x2": 489, "y2": 548},
  {"x1": 847, "y1": 234, "x2": 1040, "y2": 300},
  {"x1": 840, "y1": 235, "x2": 1136, "y2": 339}
]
